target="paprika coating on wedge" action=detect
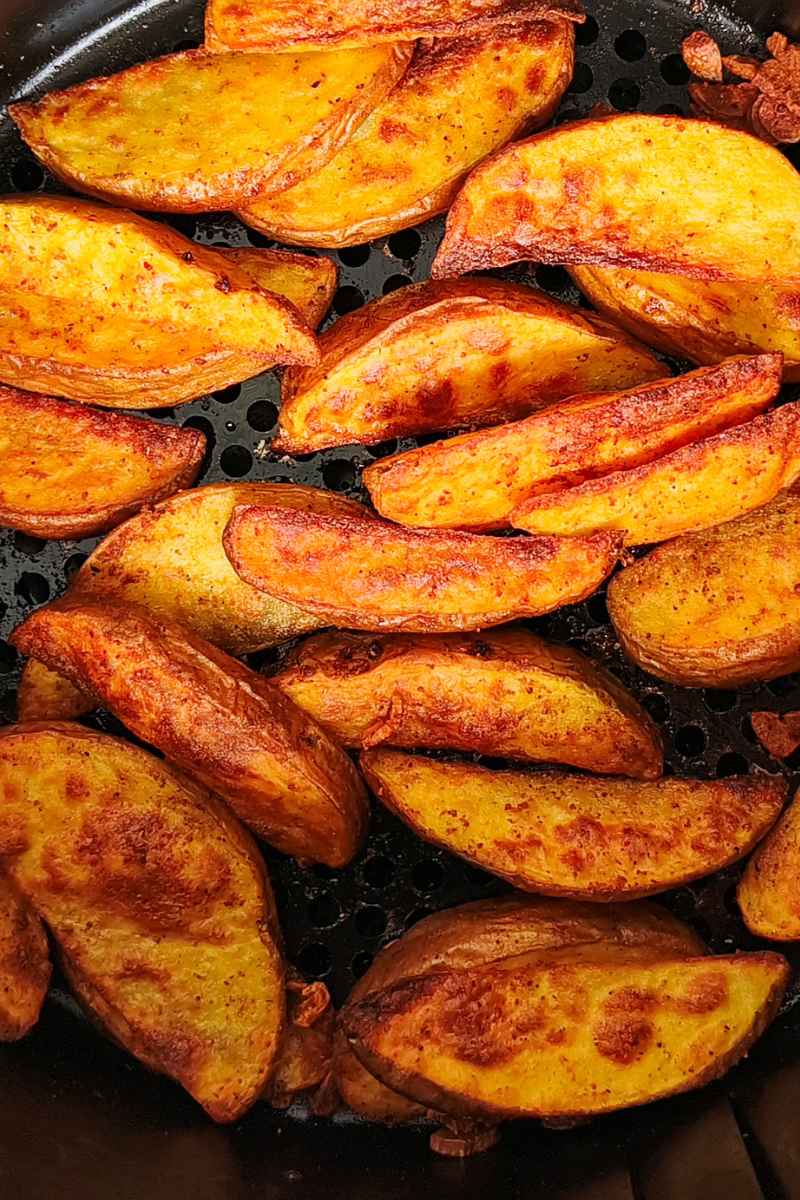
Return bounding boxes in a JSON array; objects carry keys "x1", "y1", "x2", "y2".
[
  {"x1": 274, "y1": 628, "x2": 662, "y2": 778},
  {"x1": 0, "y1": 871, "x2": 50, "y2": 1042},
  {"x1": 0, "y1": 721, "x2": 285, "y2": 1122},
  {"x1": 11, "y1": 603, "x2": 369, "y2": 868},
  {"x1": 739, "y1": 790, "x2": 800, "y2": 941}
]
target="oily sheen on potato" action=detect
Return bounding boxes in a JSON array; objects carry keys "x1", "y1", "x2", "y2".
[
  {"x1": 0, "y1": 722, "x2": 285, "y2": 1121},
  {"x1": 739, "y1": 791, "x2": 800, "y2": 941},
  {"x1": 0, "y1": 872, "x2": 50, "y2": 1042}
]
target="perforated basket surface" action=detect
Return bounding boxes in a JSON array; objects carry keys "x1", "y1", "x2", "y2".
[{"x1": 2, "y1": 2, "x2": 800, "y2": 1197}]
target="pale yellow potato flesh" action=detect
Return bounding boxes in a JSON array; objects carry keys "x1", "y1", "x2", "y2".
[
  {"x1": 225, "y1": 248, "x2": 337, "y2": 330},
  {"x1": 0, "y1": 872, "x2": 50, "y2": 1042},
  {"x1": 739, "y1": 791, "x2": 800, "y2": 941}
]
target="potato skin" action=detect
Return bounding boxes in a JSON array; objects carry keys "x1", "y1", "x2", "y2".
[
  {"x1": 0, "y1": 872, "x2": 50, "y2": 1042},
  {"x1": 11, "y1": 602, "x2": 369, "y2": 867},
  {"x1": 739, "y1": 790, "x2": 800, "y2": 940},
  {"x1": 274, "y1": 628, "x2": 662, "y2": 779},
  {"x1": 276, "y1": 277, "x2": 662, "y2": 451},
  {"x1": 607, "y1": 489, "x2": 800, "y2": 687},
  {"x1": 361, "y1": 750, "x2": 785, "y2": 900},
  {"x1": 433, "y1": 115, "x2": 800, "y2": 282}
]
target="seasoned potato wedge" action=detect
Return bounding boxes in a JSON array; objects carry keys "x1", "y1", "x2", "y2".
[
  {"x1": 275, "y1": 278, "x2": 661, "y2": 450},
  {"x1": 11, "y1": 46, "x2": 412, "y2": 211},
  {"x1": 0, "y1": 722, "x2": 285, "y2": 1121},
  {"x1": 751, "y1": 710, "x2": 800, "y2": 760},
  {"x1": 0, "y1": 387, "x2": 205, "y2": 539},
  {"x1": 224, "y1": 497, "x2": 620, "y2": 632},
  {"x1": 274, "y1": 628, "x2": 662, "y2": 778},
  {"x1": 513, "y1": 401, "x2": 800, "y2": 547},
  {"x1": 11, "y1": 602, "x2": 369, "y2": 867},
  {"x1": 433, "y1": 115, "x2": 800, "y2": 282},
  {"x1": 365, "y1": 355, "x2": 780, "y2": 530},
  {"x1": 607, "y1": 490, "x2": 800, "y2": 687},
  {"x1": 17, "y1": 662, "x2": 90, "y2": 724},
  {"x1": 739, "y1": 791, "x2": 800, "y2": 940},
  {"x1": 361, "y1": 750, "x2": 785, "y2": 899},
  {"x1": 226, "y1": 248, "x2": 337, "y2": 330},
  {"x1": 240, "y1": 24, "x2": 574, "y2": 247},
  {"x1": 344, "y1": 946, "x2": 789, "y2": 1120},
  {"x1": 0, "y1": 872, "x2": 50, "y2": 1043}
]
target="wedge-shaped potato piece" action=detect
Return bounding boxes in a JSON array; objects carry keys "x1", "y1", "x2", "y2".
[
  {"x1": 274, "y1": 628, "x2": 662, "y2": 778},
  {"x1": 11, "y1": 45, "x2": 412, "y2": 211},
  {"x1": 513, "y1": 401, "x2": 800, "y2": 547},
  {"x1": 0, "y1": 871, "x2": 50, "y2": 1043},
  {"x1": 276, "y1": 278, "x2": 661, "y2": 450},
  {"x1": 224, "y1": 497, "x2": 620, "y2": 632},
  {"x1": 751, "y1": 710, "x2": 800, "y2": 760},
  {"x1": 0, "y1": 386, "x2": 205, "y2": 539},
  {"x1": 11, "y1": 603, "x2": 369, "y2": 867},
  {"x1": 241, "y1": 24, "x2": 574, "y2": 247},
  {"x1": 0, "y1": 722, "x2": 285, "y2": 1120},
  {"x1": 739, "y1": 791, "x2": 800, "y2": 940},
  {"x1": 344, "y1": 945, "x2": 789, "y2": 1120},
  {"x1": 227, "y1": 248, "x2": 337, "y2": 329},
  {"x1": 365, "y1": 355, "x2": 780, "y2": 530},
  {"x1": 17, "y1": 662, "x2": 90, "y2": 724},
  {"x1": 336, "y1": 894, "x2": 704, "y2": 1123},
  {"x1": 572, "y1": 268, "x2": 800, "y2": 383},
  {"x1": 433, "y1": 114, "x2": 800, "y2": 282},
  {"x1": 361, "y1": 750, "x2": 785, "y2": 899}
]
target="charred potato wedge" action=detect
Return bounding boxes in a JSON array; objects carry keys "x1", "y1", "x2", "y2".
[
  {"x1": 0, "y1": 386, "x2": 205, "y2": 539},
  {"x1": 11, "y1": 602, "x2": 369, "y2": 867},
  {"x1": 433, "y1": 114, "x2": 800, "y2": 282},
  {"x1": 513, "y1": 401, "x2": 800, "y2": 547},
  {"x1": 365, "y1": 355, "x2": 780, "y2": 530},
  {"x1": 0, "y1": 872, "x2": 50, "y2": 1042},
  {"x1": 11, "y1": 46, "x2": 412, "y2": 211},
  {"x1": 607, "y1": 490, "x2": 800, "y2": 687},
  {"x1": 274, "y1": 628, "x2": 662, "y2": 778},
  {"x1": 240, "y1": 24, "x2": 574, "y2": 247},
  {"x1": 0, "y1": 722, "x2": 285, "y2": 1121},
  {"x1": 223, "y1": 496, "x2": 621, "y2": 632},
  {"x1": 739, "y1": 790, "x2": 800, "y2": 940},
  {"x1": 275, "y1": 278, "x2": 662, "y2": 450},
  {"x1": 361, "y1": 750, "x2": 785, "y2": 900}
]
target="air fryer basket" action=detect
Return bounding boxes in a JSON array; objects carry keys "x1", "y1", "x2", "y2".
[{"x1": 2, "y1": 0, "x2": 800, "y2": 1196}]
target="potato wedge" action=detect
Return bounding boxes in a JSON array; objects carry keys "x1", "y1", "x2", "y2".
[
  {"x1": 226, "y1": 248, "x2": 337, "y2": 330},
  {"x1": 0, "y1": 721, "x2": 284, "y2": 1121},
  {"x1": 11, "y1": 45, "x2": 412, "y2": 211},
  {"x1": 240, "y1": 24, "x2": 574, "y2": 247},
  {"x1": 607, "y1": 489, "x2": 800, "y2": 687},
  {"x1": 365, "y1": 355, "x2": 780, "y2": 530},
  {"x1": 0, "y1": 872, "x2": 50, "y2": 1043},
  {"x1": 336, "y1": 894, "x2": 704, "y2": 1122},
  {"x1": 0, "y1": 386, "x2": 205, "y2": 539},
  {"x1": 17, "y1": 662, "x2": 90, "y2": 724},
  {"x1": 275, "y1": 278, "x2": 662, "y2": 450},
  {"x1": 344, "y1": 946, "x2": 789, "y2": 1120},
  {"x1": 572, "y1": 268, "x2": 800, "y2": 383},
  {"x1": 360, "y1": 750, "x2": 785, "y2": 900},
  {"x1": 751, "y1": 710, "x2": 800, "y2": 760},
  {"x1": 274, "y1": 628, "x2": 662, "y2": 778},
  {"x1": 11, "y1": 602, "x2": 369, "y2": 867},
  {"x1": 739, "y1": 790, "x2": 800, "y2": 940},
  {"x1": 433, "y1": 114, "x2": 800, "y2": 282},
  {"x1": 513, "y1": 401, "x2": 800, "y2": 547},
  {"x1": 223, "y1": 497, "x2": 620, "y2": 632}
]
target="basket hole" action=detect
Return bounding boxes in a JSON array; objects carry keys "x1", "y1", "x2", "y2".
[
  {"x1": 14, "y1": 572, "x2": 49, "y2": 605},
  {"x1": 246, "y1": 229, "x2": 275, "y2": 249},
  {"x1": 716, "y1": 751, "x2": 749, "y2": 778},
  {"x1": 214, "y1": 384, "x2": 241, "y2": 405},
  {"x1": 660, "y1": 53, "x2": 691, "y2": 84},
  {"x1": 167, "y1": 214, "x2": 197, "y2": 240},
  {"x1": 321, "y1": 459, "x2": 355, "y2": 492},
  {"x1": 674, "y1": 724, "x2": 706, "y2": 758},
  {"x1": 766, "y1": 675, "x2": 796, "y2": 697},
  {"x1": 296, "y1": 942, "x2": 332, "y2": 978},
  {"x1": 643, "y1": 692, "x2": 670, "y2": 724},
  {"x1": 334, "y1": 285, "x2": 365, "y2": 315},
  {"x1": 554, "y1": 107, "x2": 581, "y2": 126},
  {"x1": 608, "y1": 78, "x2": 641, "y2": 111},
  {"x1": 383, "y1": 274, "x2": 413, "y2": 295},
  {"x1": 355, "y1": 904, "x2": 387, "y2": 938},
  {"x1": 568, "y1": 62, "x2": 594, "y2": 94},
  {"x1": 307, "y1": 893, "x2": 341, "y2": 929},
  {"x1": 12, "y1": 532, "x2": 45, "y2": 557},
  {"x1": 575, "y1": 14, "x2": 599, "y2": 45},
  {"x1": 247, "y1": 400, "x2": 278, "y2": 432},
  {"x1": 463, "y1": 865, "x2": 495, "y2": 888},
  {"x1": 614, "y1": 30, "x2": 647, "y2": 61},
  {"x1": 412, "y1": 859, "x2": 445, "y2": 893},
  {"x1": 220, "y1": 445, "x2": 252, "y2": 478},
  {"x1": 351, "y1": 950, "x2": 373, "y2": 980},
  {"x1": 361, "y1": 855, "x2": 392, "y2": 889},
  {"x1": 703, "y1": 689, "x2": 738, "y2": 713},
  {"x1": 10, "y1": 158, "x2": 45, "y2": 191},
  {"x1": 338, "y1": 245, "x2": 371, "y2": 268},
  {"x1": 0, "y1": 642, "x2": 17, "y2": 673},
  {"x1": 535, "y1": 265, "x2": 571, "y2": 295},
  {"x1": 366, "y1": 439, "x2": 399, "y2": 459},
  {"x1": 64, "y1": 552, "x2": 88, "y2": 581},
  {"x1": 586, "y1": 591, "x2": 609, "y2": 625},
  {"x1": 387, "y1": 230, "x2": 422, "y2": 261}
]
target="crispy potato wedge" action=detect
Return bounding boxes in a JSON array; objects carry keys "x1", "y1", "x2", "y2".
[
  {"x1": 513, "y1": 401, "x2": 800, "y2": 547},
  {"x1": 223, "y1": 498, "x2": 620, "y2": 632},
  {"x1": 0, "y1": 386, "x2": 205, "y2": 540},
  {"x1": 433, "y1": 114, "x2": 800, "y2": 282},
  {"x1": 274, "y1": 628, "x2": 662, "y2": 778},
  {"x1": 226, "y1": 248, "x2": 337, "y2": 329},
  {"x1": 17, "y1": 662, "x2": 90, "y2": 724},
  {"x1": 0, "y1": 722, "x2": 285, "y2": 1121},
  {"x1": 739, "y1": 790, "x2": 800, "y2": 940},
  {"x1": 11, "y1": 46, "x2": 412, "y2": 211},
  {"x1": 361, "y1": 750, "x2": 785, "y2": 900},
  {"x1": 365, "y1": 355, "x2": 780, "y2": 530},
  {"x1": 335, "y1": 894, "x2": 704, "y2": 1122},
  {"x1": 11, "y1": 603, "x2": 369, "y2": 867},
  {"x1": 240, "y1": 24, "x2": 574, "y2": 247},
  {"x1": 751, "y1": 710, "x2": 800, "y2": 760},
  {"x1": 0, "y1": 871, "x2": 50, "y2": 1042},
  {"x1": 571, "y1": 268, "x2": 800, "y2": 383},
  {"x1": 275, "y1": 278, "x2": 662, "y2": 450},
  {"x1": 344, "y1": 946, "x2": 789, "y2": 1120},
  {"x1": 607, "y1": 490, "x2": 800, "y2": 687}
]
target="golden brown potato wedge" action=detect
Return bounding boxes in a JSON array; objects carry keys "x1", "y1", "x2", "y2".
[
  {"x1": 433, "y1": 114, "x2": 800, "y2": 282},
  {"x1": 0, "y1": 871, "x2": 50, "y2": 1043},
  {"x1": 11, "y1": 602, "x2": 369, "y2": 868},
  {"x1": 11, "y1": 45, "x2": 412, "y2": 211},
  {"x1": 0, "y1": 721, "x2": 285, "y2": 1121},
  {"x1": 365, "y1": 355, "x2": 780, "y2": 530},
  {"x1": 223, "y1": 496, "x2": 620, "y2": 632},
  {"x1": 751, "y1": 710, "x2": 800, "y2": 760},
  {"x1": 361, "y1": 750, "x2": 785, "y2": 900},
  {"x1": 513, "y1": 401, "x2": 800, "y2": 547},
  {"x1": 344, "y1": 945, "x2": 789, "y2": 1120},
  {"x1": 739, "y1": 790, "x2": 800, "y2": 940},
  {"x1": 226, "y1": 248, "x2": 337, "y2": 330},
  {"x1": 0, "y1": 387, "x2": 205, "y2": 540},
  {"x1": 240, "y1": 24, "x2": 574, "y2": 247},
  {"x1": 275, "y1": 278, "x2": 662, "y2": 450},
  {"x1": 17, "y1": 662, "x2": 90, "y2": 724},
  {"x1": 274, "y1": 628, "x2": 662, "y2": 778},
  {"x1": 607, "y1": 489, "x2": 800, "y2": 687}
]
